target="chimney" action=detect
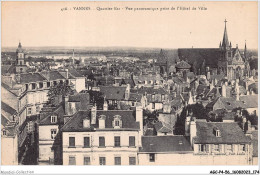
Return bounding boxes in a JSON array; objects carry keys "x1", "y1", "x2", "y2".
[
  {"x1": 245, "y1": 81, "x2": 248, "y2": 91},
  {"x1": 125, "y1": 84, "x2": 130, "y2": 100},
  {"x1": 209, "y1": 81, "x2": 214, "y2": 91},
  {"x1": 98, "y1": 115, "x2": 106, "y2": 129},
  {"x1": 207, "y1": 71, "x2": 210, "y2": 80},
  {"x1": 64, "y1": 96, "x2": 69, "y2": 115},
  {"x1": 136, "y1": 106, "x2": 143, "y2": 147},
  {"x1": 91, "y1": 104, "x2": 97, "y2": 124},
  {"x1": 185, "y1": 116, "x2": 191, "y2": 136},
  {"x1": 190, "y1": 117, "x2": 197, "y2": 147},
  {"x1": 103, "y1": 100, "x2": 108, "y2": 111},
  {"x1": 221, "y1": 83, "x2": 226, "y2": 97},
  {"x1": 83, "y1": 117, "x2": 90, "y2": 128},
  {"x1": 16, "y1": 74, "x2": 21, "y2": 84}
]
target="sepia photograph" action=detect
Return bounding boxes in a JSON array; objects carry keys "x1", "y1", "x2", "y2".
[{"x1": 0, "y1": 1, "x2": 259, "y2": 172}]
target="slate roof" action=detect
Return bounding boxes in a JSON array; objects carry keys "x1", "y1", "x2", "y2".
[
  {"x1": 252, "y1": 130, "x2": 258, "y2": 157},
  {"x1": 154, "y1": 121, "x2": 173, "y2": 133},
  {"x1": 40, "y1": 71, "x2": 65, "y2": 81},
  {"x1": 139, "y1": 136, "x2": 193, "y2": 153},
  {"x1": 40, "y1": 105, "x2": 65, "y2": 125},
  {"x1": 99, "y1": 86, "x2": 126, "y2": 100},
  {"x1": 69, "y1": 69, "x2": 84, "y2": 78},
  {"x1": 239, "y1": 95, "x2": 258, "y2": 108},
  {"x1": 1, "y1": 102, "x2": 17, "y2": 117},
  {"x1": 194, "y1": 121, "x2": 251, "y2": 144},
  {"x1": 20, "y1": 73, "x2": 46, "y2": 84},
  {"x1": 128, "y1": 93, "x2": 143, "y2": 102},
  {"x1": 62, "y1": 110, "x2": 139, "y2": 132},
  {"x1": 178, "y1": 48, "x2": 222, "y2": 68},
  {"x1": 176, "y1": 60, "x2": 191, "y2": 69}
]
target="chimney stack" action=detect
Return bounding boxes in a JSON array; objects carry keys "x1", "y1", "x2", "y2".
[
  {"x1": 83, "y1": 117, "x2": 90, "y2": 128},
  {"x1": 221, "y1": 83, "x2": 226, "y2": 97},
  {"x1": 136, "y1": 106, "x2": 143, "y2": 147},
  {"x1": 91, "y1": 104, "x2": 97, "y2": 124}
]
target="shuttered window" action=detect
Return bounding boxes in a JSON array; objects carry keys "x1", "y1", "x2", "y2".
[
  {"x1": 114, "y1": 157, "x2": 121, "y2": 165},
  {"x1": 114, "y1": 136, "x2": 120, "y2": 147},
  {"x1": 84, "y1": 157, "x2": 90, "y2": 165},
  {"x1": 69, "y1": 156, "x2": 76, "y2": 165}
]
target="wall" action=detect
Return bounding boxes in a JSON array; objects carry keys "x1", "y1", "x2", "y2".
[
  {"x1": 1, "y1": 135, "x2": 18, "y2": 165},
  {"x1": 62, "y1": 131, "x2": 139, "y2": 165},
  {"x1": 39, "y1": 125, "x2": 59, "y2": 162}
]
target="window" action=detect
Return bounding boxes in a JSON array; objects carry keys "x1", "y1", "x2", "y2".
[
  {"x1": 39, "y1": 82, "x2": 43, "y2": 89},
  {"x1": 199, "y1": 144, "x2": 209, "y2": 153},
  {"x1": 27, "y1": 121, "x2": 34, "y2": 132},
  {"x1": 115, "y1": 120, "x2": 120, "y2": 127},
  {"x1": 149, "y1": 153, "x2": 155, "y2": 162},
  {"x1": 28, "y1": 108, "x2": 32, "y2": 115},
  {"x1": 114, "y1": 136, "x2": 120, "y2": 147},
  {"x1": 216, "y1": 130, "x2": 220, "y2": 137},
  {"x1": 51, "y1": 129, "x2": 57, "y2": 139},
  {"x1": 240, "y1": 144, "x2": 246, "y2": 152},
  {"x1": 84, "y1": 137, "x2": 90, "y2": 148},
  {"x1": 227, "y1": 144, "x2": 232, "y2": 152},
  {"x1": 129, "y1": 136, "x2": 135, "y2": 147},
  {"x1": 129, "y1": 157, "x2": 136, "y2": 165},
  {"x1": 84, "y1": 157, "x2": 90, "y2": 165},
  {"x1": 69, "y1": 156, "x2": 76, "y2": 165},
  {"x1": 53, "y1": 81, "x2": 57, "y2": 86},
  {"x1": 32, "y1": 83, "x2": 36, "y2": 90},
  {"x1": 51, "y1": 116, "x2": 57, "y2": 123},
  {"x1": 69, "y1": 137, "x2": 75, "y2": 147},
  {"x1": 214, "y1": 144, "x2": 219, "y2": 152},
  {"x1": 114, "y1": 157, "x2": 121, "y2": 165},
  {"x1": 47, "y1": 82, "x2": 50, "y2": 87},
  {"x1": 2, "y1": 130, "x2": 6, "y2": 136},
  {"x1": 99, "y1": 157, "x2": 106, "y2": 165},
  {"x1": 152, "y1": 103, "x2": 155, "y2": 109},
  {"x1": 132, "y1": 101, "x2": 135, "y2": 107},
  {"x1": 99, "y1": 137, "x2": 105, "y2": 147}
]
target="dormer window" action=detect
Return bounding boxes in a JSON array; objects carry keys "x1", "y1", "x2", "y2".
[
  {"x1": 213, "y1": 127, "x2": 221, "y2": 137},
  {"x1": 51, "y1": 115, "x2": 57, "y2": 123},
  {"x1": 113, "y1": 115, "x2": 122, "y2": 129}
]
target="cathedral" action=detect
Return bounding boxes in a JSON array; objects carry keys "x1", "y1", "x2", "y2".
[
  {"x1": 178, "y1": 19, "x2": 250, "y2": 81},
  {"x1": 218, "y1": 19, "x2": 250, "y2": 80}
]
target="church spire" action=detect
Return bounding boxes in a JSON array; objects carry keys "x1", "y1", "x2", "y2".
[
  {"x1": 222, "y1": 19, "x2": 229, "y2": 50},
  {"x1": 244, "y1": 40, "x2": 247, "y2": 59}
]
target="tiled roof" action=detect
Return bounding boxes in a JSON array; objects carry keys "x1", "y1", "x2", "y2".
[
  {"x1": 194, "y1": 122, "x2": 251, "y2": 144},
  {"x1": 139, "y1": 136, "x2": 193, "y2": 152},
  {"x1": 128, "y1": 93, "x2": 142, "y2": 101},
  {"x1": 62, "y1": 110, "x2": 139, "y2": 132},
  {"x1": 99, "y1": 86, "x2": 126, "y2": 100},
  {"x1": 19, "y1": 73, "x2": 46, "y2": 84}
]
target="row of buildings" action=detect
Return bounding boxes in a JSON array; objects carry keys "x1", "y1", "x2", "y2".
[{"x1": 1, "y1": 19, "x2": 258, "y2": 165}]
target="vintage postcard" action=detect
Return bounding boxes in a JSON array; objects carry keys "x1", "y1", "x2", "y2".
[{"x1": 1, "y1": 1, "x2": 258, "y2": 174}]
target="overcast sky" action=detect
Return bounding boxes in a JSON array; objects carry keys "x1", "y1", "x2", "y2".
[{"x1": 2, "y1": 1, "x2": 258, "y2": 49}]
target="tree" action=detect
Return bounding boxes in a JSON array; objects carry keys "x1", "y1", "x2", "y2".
[
  {"x1": 143, "y1": 109, "x2": 159, "y2": 126},
  {"x1": 88, "y1": 90, "x2": 104, "y2": 109},
  {"x1": 47, "y1": 82, "x2": 74, "y2": 106}
]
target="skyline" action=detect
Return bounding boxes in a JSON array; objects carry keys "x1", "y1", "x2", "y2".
[{"x1": 1, "y1": 1, "x2": 258, "y2": 49}]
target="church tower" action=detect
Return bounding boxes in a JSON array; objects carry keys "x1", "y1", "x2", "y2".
[
  {"x1": 15, "y1": 42, "x2": 27, "y2": 73},
  {"x1": 218, "y1": 19, "x2": 232, "y2": 75}
]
